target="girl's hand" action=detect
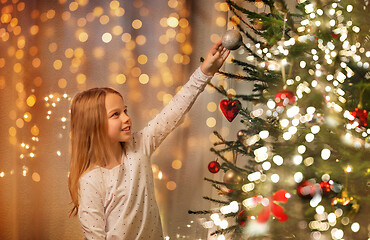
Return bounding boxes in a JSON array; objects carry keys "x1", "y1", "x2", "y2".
[{"x1": 200, "y1": 39, "x2": 230, "y2": 76}]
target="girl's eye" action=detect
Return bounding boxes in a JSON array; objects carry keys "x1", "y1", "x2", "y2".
[
  {"x1": 124, "y1": 109, "x2": 128, "y2": 114},
  {"x1": 112, "y1": 112, "x2": 119, "y2": 117}
]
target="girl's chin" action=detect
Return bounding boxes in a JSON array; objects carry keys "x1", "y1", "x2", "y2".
[{"x1": 120, "y1": 136, "x2": 132, "y2": 143}]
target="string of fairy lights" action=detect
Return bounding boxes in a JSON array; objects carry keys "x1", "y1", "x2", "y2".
[
  {"x1": 201, "y1": 1, "x2": 369, "y2": 240},
  {"x1": 0, "y1": 0, "x2": 230, "y2": 238}
]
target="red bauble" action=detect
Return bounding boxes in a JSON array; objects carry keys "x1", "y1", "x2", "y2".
[
  {"x1": 274, "y1": 90, "x2": 295, "y2": 107},
  {"x1": 220, "y1": 99, "x2": 241, "y2": 122},
  {"x1": 208, "y1": 161, "x2": 221, "y2": 173},
  {"x1": 320, "y1": 181, "x2": 331, "y2": 196},
  {"x1": 331, "y1": 32, "x2": 339, "y2": 38},
  {"x1": 349, "y1": 108, "x2": 368, "y2": 127},
  {"x1": 296, "y1": 180, "x2": 317, "y2": 199}
]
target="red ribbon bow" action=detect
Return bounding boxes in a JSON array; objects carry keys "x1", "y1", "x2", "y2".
[{"x1": 256, "y1": 189, "x2": 290, "y2": 223}]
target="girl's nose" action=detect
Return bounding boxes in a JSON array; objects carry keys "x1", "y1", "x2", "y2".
[{"x1": 121, "y1": 113, "x2": 130, "y2": 123}]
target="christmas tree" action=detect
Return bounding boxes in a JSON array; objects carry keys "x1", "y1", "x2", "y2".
[{"x1": 190, "y1": 0, "x2": 369, "y2": 239}]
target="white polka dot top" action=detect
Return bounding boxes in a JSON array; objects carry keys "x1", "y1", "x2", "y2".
[{"x1": 78, "y1": 67, "x2": 212, "y2": 240}]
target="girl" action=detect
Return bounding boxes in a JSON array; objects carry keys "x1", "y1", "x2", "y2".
[{"x1": 68, "y1": 40, "x2": 229, "y2": 239}]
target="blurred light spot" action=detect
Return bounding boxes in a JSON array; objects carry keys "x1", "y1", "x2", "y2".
[
  {"x1": 61, "y1": 11, "x2": 71, "y2": 21},
  {"x1": 112, "y1": 25, "x2": 123, "y2": 35},
  {"x1": 23, "y1": 112, "x2": 32, "y2": 122},
  {"x1": 53, "y1": 60, "x2": 62, "y2": 70},
  {"x1": 9, "y1": 127, "x2": 16, "y2": 137},
  {"x1": 69, "y1": 2, "x2": 78, "y2": 11},
  {"x1": 179, "y1": 18, "x2": 189, "y2": 28},
  {"x1": 16, "y1": 118, "x2": 24, "y2": 128},
  {"x1": 93, "y1": 6, "x2": 104, "y2": 17},
  {"x1": 167, "y1": 17, "x2": 179, "y2": 28},
  {"x1": 78, "y1": 31, "x2": 88, "y2": 42},
  {"x1": 158, "y1": 53, "x2": 168, "y2": 63},
  {"x1": 14, "y1": 63, "x2": 22, "y2": 73},
  {"x1": 31, "y1": 125, "x2": 39, "y2": 136},
  {"x1": 207, "y1": 102, "x2": 217, "y2": 112},
  {"x1": 77, "y1": 17, "x2": 87, "y2": 27},
  {"x1": 173, "y1": 54, "x2": 183, "y2": 64},
  {"x1": 125, "y1": 40, "x2": 136, "y2": 50},
  {"x1": 15, "y1": 50, "x2": 24, "y2": 59},
  {"x1": 116, "y1": 74, "x2": 126, "y2": 84},
  {"x1": 139, "y1": 74, "x2": 149, "y2": 84},
  {"x1": 76, "y1": 73, "x2": 86, "y2": 84},
  {"x1": 216, "y1": 17, "x2": 226, "y2": 27},
  {"x1": 58, "y1": 78, "x2": 67, "y2": 88},
  {"x1": 32, "y1": 58, "x2": 41, "y2": 68},
  {"x1": 33, "y1": 77, "x2": 42, "y2": 87},
  {"x1": 32, "y1": 172, "x2": 41, "y2": 182},
  {"x1": 93, "y1": 47, "x2": 105, "y2": 59},
  {"x1": 99, "y1": 15, "x2": 110, "y2": 25},
  {"x1": 168, "y1": 0, "x2": 178, "y2": 8},
  {"x1": 65, "y1": 48, "x2": 74, "y2": 58},
  {"x1": 166, "y1": 181, "x2": 177, "y2": 190},
  {"x1": 136, "y1": 35, "x2": 146, "y2": 45},
  {"x1": 46, "y1": 9, "x2": 56, "y2": 19},
  {"x1": 74, "y1": 47, "x2": 84, "y2": 58},
  {"x1": 102, "y1": 32, "x2": 112, "y2": 43},
  {"x1": 110, "y1": 0, "x2": 120, "y2": 9},
  {"x1": 172, "y1": 160, "x2": 182, "y2": 170},
  {"x1": 132, "y1": 19, "x2": 142, "y2": 29},
  {"x1": 152, "y1": 164, "x2": 159, "y2": 174},
  {"x1": 182, "y1": 43, "x2": 193, "y2": 55},
  {"x1": 121, "y1": 33, "x2": 131, "y2": 42},
  {"x1": 206, "y1": 117, "x2": 216, "y2": 127},
  {"x1": 131, "y1": 67, "x2": 141, "y2": 77},
  {"x1": 138, "y1": 55, "x2": 148, "y2": 64},
  {"x1": 0, "y1": 58, "x2": 5, "y2": 68},
  {"x1": 27, "y1": 95, "x2": 36, "y2": 107}
]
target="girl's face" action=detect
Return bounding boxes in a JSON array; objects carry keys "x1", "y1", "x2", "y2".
[{"x1": 105, "y1": 93, "x2": 132, "y2": 143}]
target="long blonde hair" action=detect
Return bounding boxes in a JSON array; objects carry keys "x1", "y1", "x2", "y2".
[{"x1": 68, "y1": 87, "x2": 123, "y2": 216}]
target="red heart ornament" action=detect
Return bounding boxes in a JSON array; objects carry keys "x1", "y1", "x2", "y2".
[{"x1": 220, "y1": 99, "x2": 241, "y2": 122}]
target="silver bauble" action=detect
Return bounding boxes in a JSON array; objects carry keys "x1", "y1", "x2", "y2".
[
  {"x1": 222, "y1": 29, "x2": 242, "y2": 50},
  {"x1": 223, "y1": 169, "x2": 244, "y2": 189}
]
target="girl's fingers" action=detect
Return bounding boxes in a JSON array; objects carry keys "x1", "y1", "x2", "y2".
[
  {"x1": 223, "y1": 50, "x2": 230, "y2": 60},
  {"x1": 220, "y1": 47, "x2": 227, "y2": 55}
]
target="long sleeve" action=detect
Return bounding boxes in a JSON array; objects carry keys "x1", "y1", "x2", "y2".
[
  {"x1": 136, "y1": 66, "x2": 212, "y2": 156},
  {"x1": 78, "y1": 171, "x2": 106, "y2": 240}
]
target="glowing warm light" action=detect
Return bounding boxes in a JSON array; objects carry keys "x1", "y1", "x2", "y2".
[
  {"x1": 351, "y1": 222, "x2": 360, "y2": 232},
  {"x1": 297, "y1": 145, "x2": 306, "y2": 154},
  {"x1": 167, "y1": 17, "x2": 179, "y2": 28},
  {"x1": 321, "y1": 149, "x2": 331, "y2": 160},
  {"x1": 294, "y1": 172, "x2": 303, "y2": 183},
  {"x1": 166, "y1": 181, "x2": 177, "y2": 190},
  {"x1": 102, "y1": 32, "x2": 112, "y2": 43},
  {"x1": 271, "y1": 174, "x2": 280, "y2": 183},
  {"x1": 172, "y1": 160, "x2": 182, "y2": 170},
  {"x1": 132, "y1": 19, "x2": 143, "y2": 29},
  {"x1": 259, "y1": 130, "x2": 269, "y2": 139},
  {"x1": 262, "y1": 161, "x2": 271, "y2": 170},
  {"x1": 32, "y1": 172, "x2": 41, "y2": 182},
  {"x1": 139, "y1": 74, "x2": 149, "y2": 84},
  {"x1": 305, "y1": 133, "x2": 314, "y2": 142},
  {"x1": 272, "y1": 155, "x2": 283, "y2": 166},
  {"x1": 206, "y1": 117, "x2": 216, "y2": 128},
  {"x1": 26, "y1": 95, "x2": 36, "y2": 107},
  {"x1": 345, "y1": 165, "x2": 352, "y2": 173}
]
